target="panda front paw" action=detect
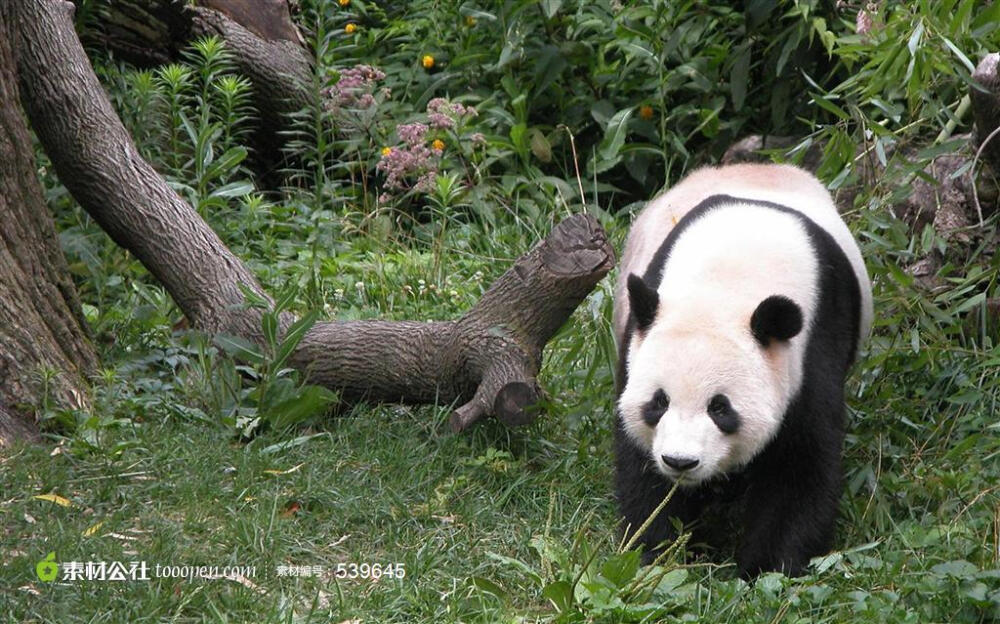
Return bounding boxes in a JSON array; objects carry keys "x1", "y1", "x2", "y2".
[{"x1": 737, "y1": 546, "x2": 810, "y2": 579}]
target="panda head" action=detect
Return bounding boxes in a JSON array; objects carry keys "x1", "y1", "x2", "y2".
[{"x1": 618, "y1": 273, "x2": 804, "y2": 486}]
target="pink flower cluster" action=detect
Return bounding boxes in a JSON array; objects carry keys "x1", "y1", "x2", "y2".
[
  {"x1": 376, "y1": 99, "x2": 481, "y2": 199},
  {"x1": 397, "y1": 123, "x2": 428, "y2": 145},
  {"x1": 426, "y1": 97, "x2": 477, "y2": 129},
  {"x1": 323, "y1": 65, "x2": 386, "y2": 110},
  {"x1": 856, "y1": 7, "x2": 873, "y2": 35},
  {"x1": 377, "y1": 122, "x2": 438, "y2": 193}
]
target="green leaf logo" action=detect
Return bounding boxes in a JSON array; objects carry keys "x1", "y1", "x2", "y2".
[{"x1": 35, "y1": 551, "x2": 58, "y2": 582}]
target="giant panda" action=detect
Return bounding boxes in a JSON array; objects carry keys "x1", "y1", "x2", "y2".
[{"x1": 612, "y1": 163, "x2": 873, "y2": 578}]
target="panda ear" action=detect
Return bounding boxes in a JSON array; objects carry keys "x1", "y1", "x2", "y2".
[
  {"x1": 627, "y1": 273, "x2": 659, "y2": 332},
  {"x1": 750, "y1": 295, "x2": 803, "y2": 346}
]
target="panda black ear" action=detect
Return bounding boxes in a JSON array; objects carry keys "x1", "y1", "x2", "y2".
[
  {"x1": 751, "y1": 295, "x2": 803, "y2": 346},
  {"x1": 627, "y1": 273, "x2": 659, "y2": 332}
]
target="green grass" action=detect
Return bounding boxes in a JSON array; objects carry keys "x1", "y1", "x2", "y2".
[
  {"x1": 0, "y1": 400, "x2": 618, "y2": 621},
  {"x1": 5, "y1": 0, "x2": 1000, "y2": 621}
]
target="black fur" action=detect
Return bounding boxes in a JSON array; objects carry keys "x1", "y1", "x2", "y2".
[
  {"x1": 641, "y1": 389, "x2": 670, "y2": 426},
  {"x1": 615, "y1": 194, "x2": 863, "y2": 578},
  {"x1": 707, "y1": 394, "x2": 740, "y2": 434},
  {"x1": 627, "y1": 274, "x2": 659, "y2": 332},
  {"x1": 750, "y1": 295, "x2": 804, "y2": 345}
]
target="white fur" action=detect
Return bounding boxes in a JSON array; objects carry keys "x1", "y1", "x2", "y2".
[
  {"x1": 613, "y1": 164, "x2": 873, "y2": 348},
  {"x1": 614, "y1": 164, "x2": 871, "y2": 486}
]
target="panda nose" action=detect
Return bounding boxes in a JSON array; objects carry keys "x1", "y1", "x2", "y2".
[{"x1": 661, "y1": 455, "x2": 700, "y2": 471}]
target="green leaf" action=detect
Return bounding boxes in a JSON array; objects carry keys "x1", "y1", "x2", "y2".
[
  {"x1": 540, "y1": 0, "x2": 563, "y2": 19},
  {"x1": 941, "y1": 36, "x2": 975, "y2": 73},
  {"x1": 533, "y1": 45, "x2": 567, "y2": 96},
  {"x1": 460, "y1": 7, "x2": 497, "y2": 21},
  {"x1": 260, "y1": 432, "x2": 329, "y2": 455},
  {"x1": 205, "y1": 146, "x2": 247, "y2": 182},
  {"x1": 600, "y1": 550, "x2": 640, "y2": 587},
  {"x1": 215, "y1": 333, "x2": 265, "y2": 365},
  {"x1": 238, "y1": 283, "x2": 271, "y2": 310},
  {"x1": 776, "y1": 28, "x2": 802, "y2": 76},
  {"x1": 907, "y1": 20, "x2": 925, "y2": 56},
  {"x1": 510, "y1": 123, "x2": 528, "y2": 156},
  {"x1": 730, "y1": 43, "x2": 751, "y2": 111},
  {"x1": 953, "y1": 292, "x2": 986, "y2": 315},
  {"x1": 261, "y1": 312, "x2": 278, "y2": 352},
  {"x1": 652, "y1": 568, "x2": 688, "y2": 596},
  {"x1": 529, "y1": 128, "x2": 552, "y2": 163},
  {"x1": 210, "y1": 180, "x2": 253, "y2": 199},
  {"x1": 274, "y1": 310, "x2": 320, "y2": 371},
  {"x1": 542, "y1": 580, "x2": 574, "y2": 612},
  {"x1": 485, "y1": 552, "x2": 542, "y2": 586},
  {"x1": 598, "y1": 107, "x2": 634, "y2": 161},
  {"x1": 932, "y1": 560, "x2": 978, "y2": 578},
  {"x1": 469, "y1": 576, "x2": 508, "y2": 600},
  {"x1": 267, "y1": 384, "x2": 336, "y2": 430},
  {"x1": 272, "y1": 285, "x2": 299, "y2": 315},
  {"x1": 615, "y1": 41, "x2": 655, "y2": 63},
  {"x1": 810, "y1": 93, "x2": 850, "y2": 120}
]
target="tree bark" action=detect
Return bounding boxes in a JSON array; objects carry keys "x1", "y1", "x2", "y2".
[
  {"x1": 77, "y1": 0, "x2": 305, "y2": 65},
  {"x1": 972, "y1": 53, "x2": 1000, "y2": 174},
  {"x1": 14, "y1": 0, "x2": 615, "y2": 431},
  {"x1": 0, "y1": 5, "x2": 98, "y2": 446},
  {"x1": 77, "y1": 0, "x2": 312, "y2": 177}
]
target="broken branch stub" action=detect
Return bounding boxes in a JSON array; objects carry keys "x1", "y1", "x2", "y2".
[{"x1": 972, "y1": 53, "x2": 1000, "y2": 173}]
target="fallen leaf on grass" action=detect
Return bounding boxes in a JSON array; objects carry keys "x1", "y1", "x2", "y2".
[
  {"x1": 33, "y1": 493, "x2": 71, "y2": 507},
  {"x1": 82, "y1": 522, "x2": 103, "y2": 537},
  {"x1": 263, "y1": 463, "x2": 305, "y2": 476},
  {"x1": 203, "y1": 571, "x2": 266, "y2": 594}
]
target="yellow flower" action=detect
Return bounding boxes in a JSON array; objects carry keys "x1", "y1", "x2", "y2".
[
  {"x1": 465, "y1": 15, "x2": 476, "y2": 26},
  {"x1": 639, "y1": 105, "x2": 654, "y2": 120},
  {"x1": 432, "y1": 139, "x2": 445, "y2": 152},
  {"x1": 345, "y1": 23, "x2": 357, "y2": 34},
  {"x1": 381, "y1": 146, "x2": 392, "y2": 156},
  {"x1": 338, "y1": 0, "x2": 349, "y2": 6},
  {"x1": 422, "y1": 55, "x2": 435, "y2": 69}
]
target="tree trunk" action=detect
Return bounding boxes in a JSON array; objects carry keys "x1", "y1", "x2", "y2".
[
  {"x1": 0, "y1": 5, "x2": 98, "y2": 446},
  {"x1": 77, "y1": 0, "x2": 313, "y2": 178},
  {"x1": 13, "y1": 0, "x2": 614, "y2": 432}
]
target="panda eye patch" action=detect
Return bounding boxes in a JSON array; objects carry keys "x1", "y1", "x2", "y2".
[
  {"x1": 641, "y1": 389, "x2": 670, "y2": 426},
  {"x1": 707, "y1": 394, "x2": 740, "y2": 434}
]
